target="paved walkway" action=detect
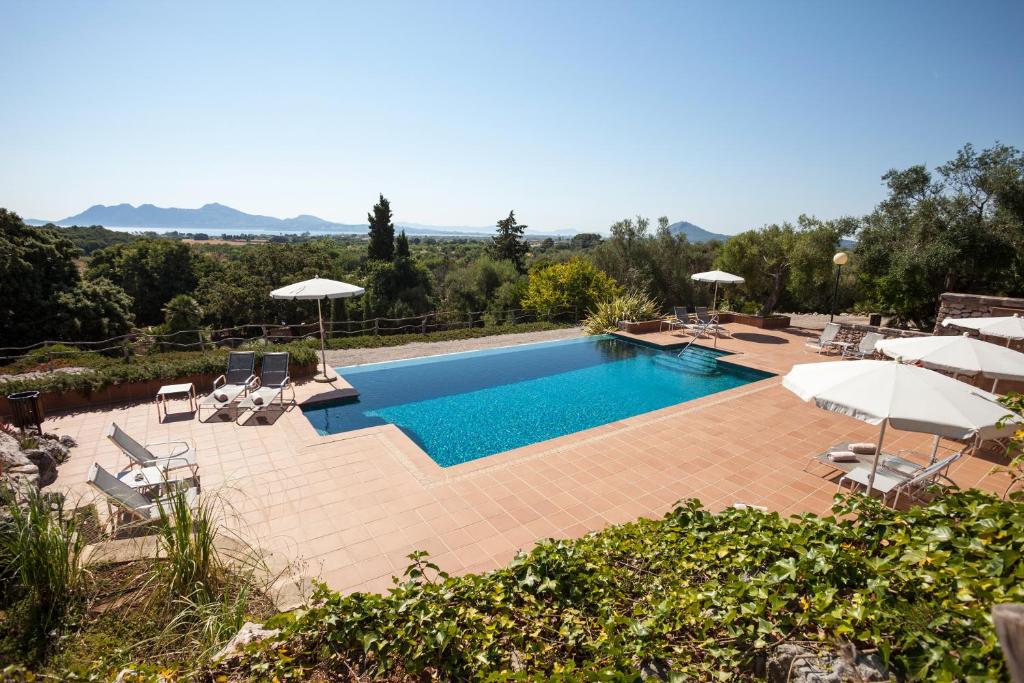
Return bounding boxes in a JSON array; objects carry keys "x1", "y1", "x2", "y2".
[{"x1": 49, "y1": 325, "x2": 1013, "y2": 596}]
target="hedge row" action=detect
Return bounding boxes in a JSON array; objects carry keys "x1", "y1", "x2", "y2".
[{"x1": 0, "y1": 342, "x2": 319, "y2": 396}]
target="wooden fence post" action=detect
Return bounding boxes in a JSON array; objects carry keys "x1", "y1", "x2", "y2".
[
  {"x1": 374, "y1": 318, "x2": 379, "y2": 336},
  {"x1": 994, "y1": 604, "x2": 1024, "y2": 682},
  {"x1": 422, "y1": 314, "x2": 428, "y2": 335}
]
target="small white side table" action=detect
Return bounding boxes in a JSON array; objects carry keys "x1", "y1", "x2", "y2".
[{"x1": 156, "y1": 382, "x2": 196, "y2": 422}]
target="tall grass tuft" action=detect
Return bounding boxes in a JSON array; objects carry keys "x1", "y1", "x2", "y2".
[
  {"x1": 155, "y1": 488, "x2": 222, "y2": 603},
  {"x1": 583, "y1": 290, "x2": 662, "y2": 334},
  {"x1": 0, "y1": 488, "x2": 87, "y2": 635}
]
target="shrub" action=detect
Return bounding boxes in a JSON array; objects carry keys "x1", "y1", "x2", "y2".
[
  {"x1": 522, "y1": 258, "x2": 622, "y2": 318},
  {"x1": 583, "y1": 290, "x2": 661, "y2": 334},
  {"x1": 222, "y1": 491, "x2": 1024, "y2": 681}
]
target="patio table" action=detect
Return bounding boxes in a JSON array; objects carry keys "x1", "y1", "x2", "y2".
[{"x1": 156, "y1": 382, "x2": 196, "y2": 422}]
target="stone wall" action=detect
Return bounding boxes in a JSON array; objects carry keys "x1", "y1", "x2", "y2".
[
  {"x1": 832, "y1": 322, "x2": 928, "y2": 357},
  {"x1": 934, "y1": 292, "x2": 1024, "y2": 352}
]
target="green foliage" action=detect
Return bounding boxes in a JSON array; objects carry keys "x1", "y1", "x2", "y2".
[
  {"x1": 522, "y1": 257, "x2": 622, "y2": 317},
  {"x1": 716, "y1": 216, "x2": 851, "y2": 315},
  {"x1": 0, "y1": 210, "x2": 83, "y2": 348},
  {"x1": 86, "y1": 237, "x2": 201, "y2": 326},
  {"x1": 325, "y1": 321, "x2": 568, "y2": 350},
  {"x1": 989, "y1": 392, "x2": 1024, "y2": 499},
  {"x1": 156, "y1": 294, "x2": 205, "y2": 349},
  {"x1": 0, "y1": 341, "x2": 317, "y2": 396},
  {"x1": 0, "y1": 490, "x2": 86, "y2": 645},
  {"x1": 489, "y1": 210, "x2": 529, "y2": 273},
  {"x1": 395, "y1": 229, "x2": 410, "y2": 259},
  {"x1": 443, "y1": 256, "x2": 523, "y2": 314},
  {"x1": 46, "y1": 224, "x2": 138, "y2": 255},
  {"x1": 857, "y1": 143, "x2": 1024, "y2": 329},
  {"x1": 54, "y1": 277, "x2": 135, "y2": 342},
  {"x1": 367, "y1": 194, "x2": 396, "y2": 262},
  {"x1": 591, "y1": 215, "x2": 719, "y2": 309},
  {"x1": 223, "y1": 492, "x2": 1024, "y2": 681},
  {"x1": 360, "y1": 257, "x2": 434, "y2": 319},
  {"x1": 583, "y1": 290, "x2": 661, "y2": 334}
]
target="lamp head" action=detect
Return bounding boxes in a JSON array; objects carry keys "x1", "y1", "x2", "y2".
[{"x1": 833, "y1": 252, "x2": 849, "y2": 266}]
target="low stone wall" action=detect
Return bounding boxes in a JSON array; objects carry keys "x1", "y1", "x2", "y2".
[
  {"x1": 934, "y1": 292, "x2": 1024, "y2": 352},
  {"x1": 833, "y1": 323, "x2": 928, "y2": 354}
]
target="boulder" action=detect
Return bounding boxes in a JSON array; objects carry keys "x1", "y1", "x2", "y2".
[
  {"x1": 0, "y1": 431, "x2": 40, "y2": 496},
  {"x1": 767, "y1": 643, "x2": 889, "y2": 683},
  {"x1": 213, "y1": 621, "x2": 281, "y2": 663}
]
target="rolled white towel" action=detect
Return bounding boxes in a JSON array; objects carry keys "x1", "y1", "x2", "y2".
[
  {"x1": 829, "y1": 451, "x2": 859, "y2": 463},
  {"x1": 214, "y1": 391, "x2": 228, "y2": 402},
  {"x1": 252, "y1": 394, "x2": 264, "y2": 406},
  {"x1": 849, "y1": 442, "x2": 877, "y2": 455}
]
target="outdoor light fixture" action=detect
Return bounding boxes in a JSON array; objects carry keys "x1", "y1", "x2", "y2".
[{"x1": 830, "y1": 252, "x2": 848, "y2": 323}]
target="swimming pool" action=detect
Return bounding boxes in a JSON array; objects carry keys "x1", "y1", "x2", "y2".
[{"x1": 302, "y1": 336, "x2": 773, "y2": 467}]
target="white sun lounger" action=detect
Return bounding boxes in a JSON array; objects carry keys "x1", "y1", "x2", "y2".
[
  {"x1": 87, "y1": 462, "x2": 199, "y2": 529},
  {"x1": 198, "y1": 351, "x2": 257, "y2": 421},
  {"x1": 838, "y1": 451, "x2": 962, "y2": 507},
  {"x1": 805, "y1": 322, "x2": 841, "y2": 354},
  {"x1": 105, "y1": 422, "x2": 198, "y2": 478},
  {"x1": 236, "y1": 352, "x2": 294, "y2": 420}
]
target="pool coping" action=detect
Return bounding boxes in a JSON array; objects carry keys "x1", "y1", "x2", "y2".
[{"x1": 299, "y1": 335, "x2": 781, "y2": 486}]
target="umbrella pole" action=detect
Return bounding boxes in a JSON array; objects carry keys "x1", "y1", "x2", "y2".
[
  {"x1": 316, "y1": 298, "x2": 330, "y2": 382},
  {"x1": 712, "y1": 282, "x2": 719, "y2": 312},
  {"x1": 993, "y1": 377, "x2": 1000, "y2": 394},
  {"x1": 866, "y1": 420, "x2": 887, "y2": 496}
]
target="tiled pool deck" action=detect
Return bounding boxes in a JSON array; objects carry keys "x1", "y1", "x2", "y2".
[{"x1": 50, "y1": 325, "x2": 1013, "y2": 595}]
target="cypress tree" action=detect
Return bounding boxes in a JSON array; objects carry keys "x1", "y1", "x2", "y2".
[
  {"x1": 395, "y1": 230, "x2": 410, "y2": 259},
  {"x1": 489, "y1": 210, "x2": 530, "y2": 273},
  {"x1": 367, "y1": 194, "x2": 395, "y2": 261}
]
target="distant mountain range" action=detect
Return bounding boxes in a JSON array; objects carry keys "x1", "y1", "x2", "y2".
[
  {"x1": 25, "y1": 202, "x2": 575, "y2": 237},
  {"x1": 666, "y1": 221, "x2": 730, "y2": 243}
]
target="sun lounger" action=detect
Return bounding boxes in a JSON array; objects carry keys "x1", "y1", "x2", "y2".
[
  {"x1": 803, "y1": 441, "x2": 922, "y2": 476},
  {"x1": 693, "y1": 307, "x2": 728, "y2": 337},
  {"x1": 661, "y1": 307, "x2": 693, "y2": 334},
  {"x1": 236, "y1": 352, "x2": 294, "y2": 420},
  {"x1": 843, "y1": 332, "x2": 883, "y2": 359},
  {"x1": 105, "y1": 422, "x2": 198, "y2": 478},
  {"x1": 198, "y1": 351, "x2": 257, "y2": 421},
  {"x1": 837, "y1": 451, "x2": 962, "y2": 506},
  {"x1": 805, "y1": 322, "x2": 841, "y2": 354},
  {"x1": 87, "y1": 462, "x2": 199, "y2": 529}
]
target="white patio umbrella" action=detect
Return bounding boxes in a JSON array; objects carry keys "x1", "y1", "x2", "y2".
[
  {"x1": 270, "y1": 277, "x2": 365, "y2": 382},
  {"x1": 783, "y1": 360, "x2": 1012, "y2": 494},
  {"x1": 875, "y1": 333, "x2": 1024, "y2": 394},
  {"x1": 691, "y1": 270, "x2": 745, "y2": 311},
  {"x1": 942, "y1": 315, "x2": 1024, "y2": 347}
]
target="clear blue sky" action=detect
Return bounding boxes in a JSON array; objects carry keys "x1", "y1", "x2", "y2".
[{"x1": 2, "y1": 1, "x2": 1022, "y2": 234}]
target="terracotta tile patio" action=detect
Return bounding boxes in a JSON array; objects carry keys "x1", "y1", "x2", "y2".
[{"x1": 50, "y1": 325, "x2": 1014, "y2": 595}]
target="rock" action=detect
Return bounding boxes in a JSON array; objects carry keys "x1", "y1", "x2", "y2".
[
  {"x1": 766, "y1": 643, "x2": 889, "y2": 683},
  {"x1": 22, "y1": 448, "x2": 58, "y2": 487},
  {"x1": 0, "y1": 431, "x2": 40, "y2": 497},
  {"x1": 213, "y1": 621, "x2": 281, "y2": 662},
  {"x1": 58, "y1": 434, "x2": 77, "y2": 448}
]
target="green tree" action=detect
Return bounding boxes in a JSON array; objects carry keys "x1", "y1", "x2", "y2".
[
  {"x1": 367, "y1": 194, "x2": 395, "y2": 262},
  {"x1": 857, "y1": 143, "x2": 1024, "y2": 328},
  {"x1": 158, "y1": 294, "x2": 205, "y2": 349},
  {"x1": 489, "y1": 211, "x2": 529, "y2": 273},
  {"x1": 443, "y1": 256, "x2": 522, "y2": 314},
  {"x1": 53, "y1": 277, "x2": 134, "y2": 342},
  {"x1": 522, "y1": 257, "x2": 622, "y2": 318},
  {"x1": 0, "y1": 210, "x2": 85, "y2": 348},
  {"x1": 395, "y1": 230, "x2": 410, "y2": 259},
  {"x1": 86, "y1": 238, "x2": 200, "y2": 326},
  {"x1": 360, "y1": 258, "x2": 434, "y2": 319}
]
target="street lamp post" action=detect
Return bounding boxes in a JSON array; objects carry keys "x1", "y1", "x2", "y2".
[{"x1": 830, "y1": 251, "x2": 848, "y2": 323}]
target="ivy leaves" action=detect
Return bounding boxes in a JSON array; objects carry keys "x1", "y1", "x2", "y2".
[{"x1": 225, "y1": 491, "x2": 1024, "y2": 681}]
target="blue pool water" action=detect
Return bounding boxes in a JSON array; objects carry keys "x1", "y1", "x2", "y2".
[{"x1": 302, "y1": 336, "x2": 772, "y2": 467}]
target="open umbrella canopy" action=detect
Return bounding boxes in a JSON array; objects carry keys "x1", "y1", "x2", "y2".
[
  {"x1": 270, "y1": 277, "x2": 364, "y2": 382},
  {"x1": 942, "y1": 314, "x2": 1024, "y2": 341},
  {"x1": 270, "y1": 277, "x2": 364, "y2": 300},
  {"x1": 690, "y1": 270, "x2": 745, "y2": 284},
  {"x1": 783, "y1": 360, "x2": 1009, "y2": 440},
  {"x1": 875, "y1": 333, "x2": 1024, "y2": 381}
]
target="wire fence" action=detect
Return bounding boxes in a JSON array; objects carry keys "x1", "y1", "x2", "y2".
[{"x1": 0, "y1": 306, "x2": 581, "y2": 363}]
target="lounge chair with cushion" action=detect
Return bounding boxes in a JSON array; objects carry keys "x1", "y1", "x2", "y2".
[
  {"x1": 236, "y1": 352, "x2": 294, "y2": 420},
  {"x1": 693, "y1": 306, "x2": 728, "y2": 337},
  {"x1": 837, "y1": 451, "x2": 962, "y2": 507},
  {"x1": 805, "y1": 322, "x2": 841, "y2": 354},
  {"x1": 804, "y1": 441, "x2": 922, "y2": 476},
  {"x1": 106, "y1": 422, "x2": 198, "y2": 478},
  {"x1": 198, "y1": 351, "x2": 257, "y2": 421},
  {"x1": 844, "y1": 332, "x2": 884, "y2": 360},
  {"x1": 87, "y1": 462, "x2": 199, "y2": 529}
]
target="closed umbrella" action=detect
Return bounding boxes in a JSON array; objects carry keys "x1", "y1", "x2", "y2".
[
  {"x1": 270, "y1": 277, "x2": 365, "y2": 382},
  {"x1": 690, "y1": 270, "x2": 745, "y2": 312},
  {"x1": 875, "y1": 333, "x2": 1024, "y2": 394},
  {"x1": 783, "y1": 360, "x2": 1011, "y2": 494},
  {"x1": 942, "y1": 315, "x2": 1024, "y2": 347}
]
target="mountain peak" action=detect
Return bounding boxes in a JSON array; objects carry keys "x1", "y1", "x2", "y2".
[{"x1": 667, "y1": 220, "x2": 730, "y2": 243}]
